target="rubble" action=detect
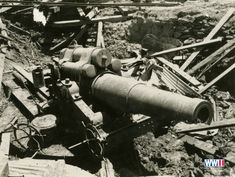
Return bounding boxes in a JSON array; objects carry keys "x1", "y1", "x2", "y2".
[{"x1": 0, "y1": 0, "x2": 235, "y2": 177}]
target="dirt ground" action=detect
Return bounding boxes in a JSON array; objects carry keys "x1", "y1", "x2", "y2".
[{"x1": 1, "y1": 0, "x2": 235, "y2": 177}]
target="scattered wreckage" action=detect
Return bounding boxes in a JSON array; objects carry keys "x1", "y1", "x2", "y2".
[{"x1": 1, "y1": 1, "x2": 235, "y2": 177}]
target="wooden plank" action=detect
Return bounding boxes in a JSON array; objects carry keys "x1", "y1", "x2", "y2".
[
  {"x1": 74, "y1": 7, "x2": 99, "y2": 43},
  {"x1": 51, "y1": 14, "x2": 133, "y2": 28},
  {"x1": 89, "y1": 14, "x2": 134, "y2": 23},
  {"x1": 73, "y1": 98, "x2": 98, "y2": 123},
  {"x1": 2, "y1": 80, "x2": 39, "y2": 118},
  {"x1": 11, "y1": 7, "x2": 33, "y2": 14},
  {"x1": 50, "y1": 33, "x2": 77, "y2": 52},
  {"x1": 199, "y1": 63, "x2": 235, "y2": 94},
  {"x1": 188, "y1": 38, "x2": 235, "y2": 75},
  {"x1": 0, "y1": 53, "x2": 5, "y2": 91},
  {"x1": 96, "y1": 21, "x2": 105, "y2": 48},
  {"x1": 11, "y1": 64, "x2": 50, "y2": 99},
  {"x1": 74, "y1": 25, "x2": 91, "y2": 43},
  {"x1": 0, "y1": 117, "x2": 18, "y2": 133},
  {"x1": 226, "y1": 152, "x2": 235, "y2": 165},
  {"x1": 180, "y1": 8, "x2": 235, "y2": 70},
  {"x1": 72, "y1": 9, "x2": 98, "y2": 46},
  {"x1": 181, "y1": 135, "x2": 217, "y2": 154},
  {"x1": 0, "y1": 18, "x2": 8, "y2": 91},
  {"x1": 51, "y1": 8, "x2": 99, "y2": 28},
  {"x1": 8, "y1": 23, "x2": 31, "y2": 35},
  {"x1": 77, "y1": 7, "x2": 85, "y2": 17},
  {"x1": 50, "y1": 8, "x2": 98, "y2": 51},
  {"x1": 0, "y1": 34, "x2": 13, "y2": 41},
  {"x1": 161, "y1": 67, "x2": 200, "y2": 97},
  {"x1": 208, "y1": 96, "x2": 218, "y2": 122},
  {"x1": 0, "y1": 133, "x2": 11, "y2": 156},
  {"x1": 182, "y1": 135, "x2": 235, "y2": 164},
  {"x1": 177, "y1": 118, "x2": 235, "y2": 133},
  {"x1": 64, "y1": 164, "x2": 96, "y2": 177},
  {"x1": 150, "y1": 37, "x2": 223, "y2": 57},
  {"x1": 156, "y1": 57, "x2": 201, "y2": 86},
  {"x1": 116, "y1": 6, "x2": 128, "y2": 16},
  {"x1": 0, "y1": 102, "x2": 19, "y2": 134},
  {"x1": 0, "y1": 7, "x2": 12, "y2": 14},
  {"x1": 12, "y1": 87, "x2": 39, "y2": 117},
  {"x1": 0, "y1": 156, "x2": 8, "y2": 177},
  {"x1": 85, "y1": 7, "x2": 99, "y2": 19},
  {"x1": 0, "y1": 117, "x2": 18, "y2": 134},
  {"x1": 9, "y1": 159, "x2": 95, "y2": 177},
  {"x1": 100, "y1": 159, "x2": 115, "y2": 177},
  {"x1": 9, "y1": 159, "x2": 59, "y2": 177},
  {"x1": 51, "y1": 160, "x2": 65, "y2": 177}
]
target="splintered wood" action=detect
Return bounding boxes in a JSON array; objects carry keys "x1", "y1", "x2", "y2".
[
  {"x1": 180, "y1": 8, "x2": 235, "y2": 70},
  {"x1": 156, "y1": 57, "x2": 201, "y2": 87},
  {"x1": 188, "y1": 38, "x2": 235, "y2": 75},
  {"x1": 50, "y1": 7, "x2": 99, "y2": 52}
]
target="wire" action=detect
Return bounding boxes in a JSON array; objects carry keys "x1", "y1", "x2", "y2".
[
  {"x1": 13, "y1": 123, "x2": 44, "y2": 152},
  {"x1": 68, "y1": 138, "x2": 96, "y2": 149}
]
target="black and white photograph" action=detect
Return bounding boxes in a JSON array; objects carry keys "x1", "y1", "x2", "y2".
[{"x1": 0, "y1": 0, "x2": 235, "y2": 176}]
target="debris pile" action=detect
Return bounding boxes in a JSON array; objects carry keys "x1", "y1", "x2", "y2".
[{"x1": 0, "y1": 1, "x2": 235, "y2": 177}]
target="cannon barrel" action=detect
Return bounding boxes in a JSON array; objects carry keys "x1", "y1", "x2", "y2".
[{"x1": 91, "y1": 73, "x2": 213, "y2": 122}]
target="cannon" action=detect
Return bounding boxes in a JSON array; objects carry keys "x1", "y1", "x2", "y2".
[
  {"x1": 55, "y1": 47, "x2": 212, "y2": 122},
  {"x1": 20, "y1": 47, "x2": 212, "y2": 158}
]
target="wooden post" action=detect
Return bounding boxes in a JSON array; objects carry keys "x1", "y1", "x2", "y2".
[
  {"x1": 96, "y1": 21, "x2": 105, "y2": 48},
  {"x1": 0, "y1": 133, "x2": 11, "y2": 177}
]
